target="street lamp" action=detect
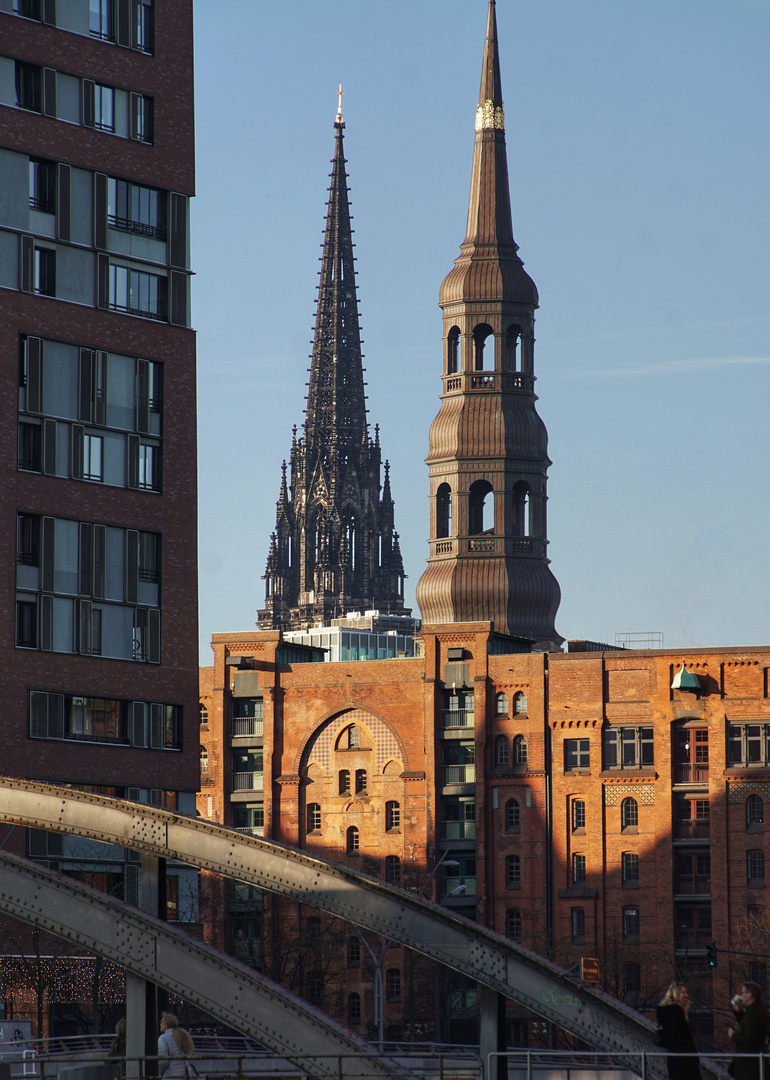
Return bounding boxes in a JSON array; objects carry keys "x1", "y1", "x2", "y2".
[{"x1": 418, "y1": 852, "x2": 460, "y2": 899}]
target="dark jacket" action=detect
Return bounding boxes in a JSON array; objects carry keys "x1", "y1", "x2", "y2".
[
  {"x1": 656, "y1": 1003, "x2": 701, "y2": 1080},
  {"x1": 730, "y1": 1000, "x2": 770, "y2": 1080}
]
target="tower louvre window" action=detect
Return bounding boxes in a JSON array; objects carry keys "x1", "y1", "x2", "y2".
[
  {"x1": 473, "y1": 323, "x2": 494, "y2": 370},
  {"x1": 447, "y1": 327, "x2": 461, "y2": 374}
]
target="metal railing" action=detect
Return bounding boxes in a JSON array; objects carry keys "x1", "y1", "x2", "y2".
[
  {"x1": 674, "y1": 763, "x2": 709, "y2": 783},
  {"x1": 232, "y1": 717, "x2": 264, "y2": 738},
  {"x1": 231, "y1": 772, "x2": 264, "y2": 792},
  {"x1": 442, "y1": 764, "x2": 476, "y2": 784},
  {"x1": 443, "y1": 820, "x2": 476, "y2": 840},
  {"x1": 674, "y1": 819, "x2": 710, "y2": 840},
  {"x1": 442, "y1": 709, "x2": 475, "y2": 728}
]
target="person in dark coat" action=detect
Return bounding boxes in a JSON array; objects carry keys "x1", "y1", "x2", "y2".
[
  {"x1": 657, "y1": 981, "x2": 702, "y2": 1080},
  {"x1": 728, "y1": 981, "x2": 770, "y2": 1080}
]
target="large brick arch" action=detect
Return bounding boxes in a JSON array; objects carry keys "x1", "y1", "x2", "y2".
[{"x1": 295, "y1": 706, "x2": 409, "y2": 776}]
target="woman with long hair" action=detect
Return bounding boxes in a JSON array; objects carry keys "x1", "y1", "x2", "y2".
[
  {"x1": 656, "y1": 982, "x2": 701, "y2": 1080},
  {"x1": 158, "y1": 1013, "x2": 195, "y2": 1078}
]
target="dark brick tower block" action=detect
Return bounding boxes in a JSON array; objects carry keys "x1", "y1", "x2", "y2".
[
  {"x1": 415, "y1": 0, "x2": 562, "y2": 649},
  {"x1": 260, "y1": 104, "x2": 409, "y2": 632}
]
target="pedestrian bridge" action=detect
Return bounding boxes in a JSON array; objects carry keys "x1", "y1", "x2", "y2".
[{"x1": 0, "y1": 778, "x2": 657, "y2": 1074}]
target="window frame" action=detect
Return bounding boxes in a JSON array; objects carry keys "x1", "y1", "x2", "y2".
[{"x1": 565, "y1": 738, "x2": 590, "y2": 771}]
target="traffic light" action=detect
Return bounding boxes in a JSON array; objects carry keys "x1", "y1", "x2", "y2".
[{"x1": 707, "y1": 941, "x2": 718, "y2": 968}]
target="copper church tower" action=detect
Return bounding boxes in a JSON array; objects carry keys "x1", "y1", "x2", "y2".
[
  {"x1": 415, "y1": 0, "x2": 562, "y2": 649},
  {"x1": 260, "y1": 98, "x2": 409, "y2": 632}
]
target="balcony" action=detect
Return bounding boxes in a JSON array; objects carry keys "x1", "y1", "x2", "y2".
[
  {"x1": 675, "y1": 875, "x2": 711, "y2": 895},
  {"x1": 674, "y1": 763, "x2": 709, "y2": 784},
  {"x1": 442, "y1": 764, "x2": 476, "y2": 785},
  {"x1": 232, "y1": 717, "x2": 264, "y2": 738},
  {"x1": 231, "y1": 772, "x2": 264, "y2": 792},
  {"x1": 443, "y1": 876, "x2": 477, "y2": 898},
  {"x1": 675, "y1": 819, "x2": 709, "y2": 840},
  {"x1": 442, "y1": 710, "x2": 475, "y2": 729},
  {"x1": 674, "y1": 927, "x2": 711, "y2": 950},
  {"x1": 235, "y1": 825, "x2": 264, "y2": 837},
  {"x1": 443, "y1": 820, "x2": 476, "y2": 840}
]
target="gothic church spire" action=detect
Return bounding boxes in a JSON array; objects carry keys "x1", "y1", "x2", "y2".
[{"x1": 260, "y1": 102, "x2": 409, "y2": 632}]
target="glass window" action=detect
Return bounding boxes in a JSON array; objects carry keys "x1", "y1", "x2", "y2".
[
  {"x1": 571, "y1": 908, "x2": 585, "y2": 942},
  {"x1": 109, "y1": 265, "x2": 167, "y2": 320},
  {"x1": 339, "y1": 770, "x2": 350, "y2": 795},
  {"x1": 355, "y1": 769, "x2": 367, "y2": 794},
  {"x1": 34, "y1": 248, "x2": 55, "y2": 296},
  {"x1": 16, "y1": 61, "x2": 41, "y2": 112},
  {"x1": 506, "y1": 909, "x2": 521, "y2": 941},
  {"x1": 729, "y1": 726, "x2": 770, "y2": 768},
  {"x1": 89, "y1": 0, "x2": 114, "y2": 40},
  {"x1": 565, "y1": 739, "x2": 589, "y2": 770},
  {"x1": 747, "y1": 795, "x2": 764, "y2": 827},
  {"x1": 347, "y1": 724, "x2": 360, "y2": 747},
  {"x1": 603, "y1": 727, "x2": 654, "y2": 770},
  {"x1": 623, "y1": 908, "x2": 640, "y2": 941},
  {"x1": 506, "y1": 854, "x2": 520, "y2": 886},
  {"x1": 496, "y1": 693, "x2": 508, "y2": 716},
  {"x1": 506, "y1": 798, "x2": 520, "y2": 832},
  {"x1": 624, "y1": 963, "x2": 641, "y2": 1005},
  {"x1": 573, "y1": 853, "x2": 586, "y2": 884},
  {"x1": 622, "y1": 852, "x2": 639, "y2": 884},
  {"x1": 134, "y1": 0, "x2": 154, "y2": 53},
  {"x1": 346, "y1": 826, "x2": 359, "y2": 854},
  {"x1": 83, "y1": 434, "x2": 103, "y2": 482},
  {"x1": 514, "y1": 692, "x2": 527, "y2": 714},
  {"x1": 94, "y1": 84, "x2": 115, "y2": 132},
  {"x1": 513, "y1": 735, "x2": 528, "y2": 765},
  {"x1": 138, "y1": 443, "x2": 159, "y2": 490},
  {"x1": 29, "y1": 158, "x2": 56, "y2": 213},
  {"x1": 495, "y1": 735, "x2": 509, "y2": 766},
  {"x1": 386, "y1": 969, "x2": 401, "y2": 1001},
  {"x1": 307, "y1": 803, "x2": 321, "y2": 832},
  {"x1": 107, "y1": 179, "x2": 166, "y2": 240},
  {"x1": 572, "y1": 800, "x2": 586, "y2": 831},
  {"x1": 348, "y1": 992, "x2": 361, "y2": 1023},
  {"x1": 347, "y1": 937, "x2": 360, "y2": 967},
  {"x1": 385, "y1": 801, "x2": 400, "y2": 831},
  {"x1": 621, "y1": 798, "x2": 638, "y2": 829},
  {"x1": 386, "y1": 855, "x2": 400, "y2": 885},
  {"x1": 748, "y1": 850, "x2": 765, "y2": 884}
]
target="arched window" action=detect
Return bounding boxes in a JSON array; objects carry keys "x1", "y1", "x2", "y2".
[
  {"x1": 347, "y1": 725, "x2": 360, "y2": 748},
  {"x1": 506, "y1": 854, "x2": 521, "y2": 886},
  {"x1": 513, "y1": 735, "x2": 528, "y2": 765},
  {"x1": 200, "y1": 748, "x2": 209, "y2": 781},
  {"x1": 506, "y1": 909, "x2": 522, "y2": 941},
  {"x1": 386, "y1": 855, "x2": 401, "y2": 885},
  {"x1": 506, "y1": 798, "x2": 520, "y2": 832},
  {"x1": 748, "y1": 850, "x2": 765, "y2": 884},
  {"x1": 307, "y1": 803, "x2": 321, "y2": 833},
  {"x1": 348, "y1": 992, "x2": 361, "y2": 1023},
  {"x1": 514, "y1": 691, "x2": 527, "y2": 714},
  {"x1": 621, "y1": 798, "x2": 638, "y2": 829},
  {"x1": 505, "y1": 325, "x2": 521, "y2": 371},
  {"x1": 495, "y1": 735, "x2": 509, "y2": 766},
  {"x1": 339, "y1": 769, "x2": 350, "y2": 795},
  {"x1": 447, "y1": 326, "x2": 461, "y2": 374},
  {"x1": 355, "y1": 769, "x2": 367, "y2": 794},
  {"x1": 346, "y1": 826, "x2": 359, "y2": 855},
  {"x1": 473, "y1": 323, "x2": 494, "y2": 370},
  {"x1": 385, "y1": 801, "x2": 400, "y2": 831},
  {"x1": 347, "y1": 936, "x2": 360, "y2": 967},
  {"x1": 436, "y1": 483, "x2": 452, "y2": 539},
  {"x1": 469, "y1": 478, "x2": 494, "y2": 534},
  {"x1": 199, "y1": 703, "x2": 208, "y2": 726},
  {"x1": 513, "y1": 482, "x2": 531, "y2": 538},
  {"x1": 496, "y1": 692, "x2": 509, "y2": 716},
  {"x1": 747, "y1": 794, "x2": 764, "y2": 827}
]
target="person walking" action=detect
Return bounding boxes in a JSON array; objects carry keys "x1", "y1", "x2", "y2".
[
  {"x1": 728, "y1": 982, "x2": 770, "y2": 1080},
  {"x1": 656, "y1": 982, "x2": 702, "y2": 1080},
  {"x1": 158, "y1": 1013, "x2": 195, "y2": 1079}
]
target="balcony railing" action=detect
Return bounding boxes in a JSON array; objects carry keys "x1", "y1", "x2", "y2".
[
  {"x1": 443, "y1": 820, "x2": 476, "y2": 840},
  {"x1": 231, "y1": 772, "x2": 264, "y2": 792},
  {"x1": 442, "y1": 764, "x2": 476, "y2": 784},
  {"x1": 674, "y1": 927, "x2": 711, "y2": 949},
  {"x1": 442, "y1": 709, "x2": 475, "y2": 729},
  {"x1": 232, "y1": 717, "x2": 264, "y2": 738},
  {"x1": 443, "y1": 876, "x2": 477, "y2": 897},
  {"x1": 234, "y1": 824, "x2": 264, "y2": 837},
  {"x1": 675, "y1": 819, "x2": 710, "y2": 840},
  {"x1": 675, "y1": 875, "x2": 711, "y2": 895},
  {"x1": 675, "y1": 763, "x2": 709, "y2": 784}
]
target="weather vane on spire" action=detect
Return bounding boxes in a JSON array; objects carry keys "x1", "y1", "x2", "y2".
[{"x1": 335, "y1": 82, "x2": 345, "y2": 123}]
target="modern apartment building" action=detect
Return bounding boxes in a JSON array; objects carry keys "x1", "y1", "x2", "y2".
[{"x1": 0, "y1": 0, "x2": 199, "y2": 1023}]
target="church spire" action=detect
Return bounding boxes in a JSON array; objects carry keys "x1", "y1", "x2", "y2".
[
  {"x1": 415, "y1": 0, "x2": 562, "y2": 649},
  {"x1": 259, "y1": 99, "x2": 410, "y2": 632}
]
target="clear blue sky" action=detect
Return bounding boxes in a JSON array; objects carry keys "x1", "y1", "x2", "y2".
[{"x1": 193, "y1": 1, "x2": 770, "y2": 663}]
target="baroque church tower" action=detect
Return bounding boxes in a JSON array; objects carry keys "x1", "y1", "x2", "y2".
[
  {"x1": 259, "y1": 98, "x2": 409, "y2": 633},
  {"x1": 415, "y1": 0, "x2": 562, "y2": 650}
]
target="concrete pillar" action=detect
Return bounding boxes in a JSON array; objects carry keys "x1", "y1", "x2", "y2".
[
  {"x1": 479, "y1": 985, "x2": 507, "y2": 1080},
  {"x1": 125, "y1": 856, "x2": 165, "y2": 1077}
]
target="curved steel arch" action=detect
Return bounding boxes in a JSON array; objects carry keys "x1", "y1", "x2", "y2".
[
  {"x1": 0, "y1": 850, "x2": 403, "y2": 1080},
  {"x1": 0, "y1": 778, "x2": 656, "y2": 1056}
]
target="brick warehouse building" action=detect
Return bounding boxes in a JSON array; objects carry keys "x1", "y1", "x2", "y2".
[
  {"x1": 1, "y1": 0, "x2": 199, "y2": 1031},
  {"x1": 198, "y1": 0, "x2": 769, "y2": 1054},
  {"x1": 200, "y1": 633, "x2": 770, "y2": 1049}
]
